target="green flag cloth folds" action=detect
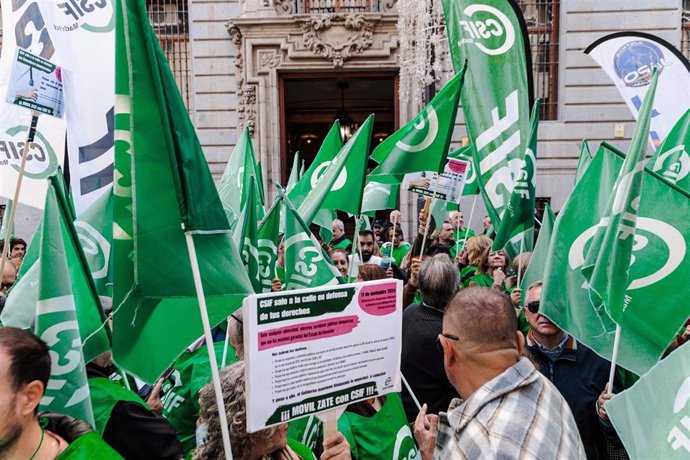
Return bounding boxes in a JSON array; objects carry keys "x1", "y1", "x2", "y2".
[
  {"x1": 492, "y1": 99, "x2": 541, "y2": 252},
  {"x1": 369, "y1": 68, "x2": 466, "y2": 183},
  {"x1": 441, "y1": 0, "x2": 533, "y2": 242},
  {"x1": 541, "y1": 141, "x2": 690, "y2": 376},
  {"x1": 648, "y1": 108, "x2": 690, "y2": 192},
  {"x1": 608, "y1": 342, "x2": 690, "y2": 459},
  {"x1": 519, "y1": 203, "x2": 555, "y2": 298},
  {"x1": 581, "y1": 70, "x2": 660, "y2": 326},
  {"x1": 112, "y1": 0, "x2": 254, "y2": 382}
]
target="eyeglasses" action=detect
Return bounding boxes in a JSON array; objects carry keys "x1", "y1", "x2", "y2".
[
  {"x1": 526, "y1": 300, "x2": 540, "y2": 314},
  {"x1": 436, "y1": 332, "x2": 460, "y2": 352}
]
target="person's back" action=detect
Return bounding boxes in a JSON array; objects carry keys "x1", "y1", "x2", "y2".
[
  {"x1": 413, "y1": 287, "x2": 586, "y2": 460},
  {"x1": 436, "y1": 356, "x2": 584, "y2": 459}
]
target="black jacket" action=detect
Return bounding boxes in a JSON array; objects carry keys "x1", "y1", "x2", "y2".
[
  {"x1": 400, "y1": 303, "x2": 459, "y2": 422},
  {"x1": 527, "y1": 339, "x2": 623, "y2": 460}
]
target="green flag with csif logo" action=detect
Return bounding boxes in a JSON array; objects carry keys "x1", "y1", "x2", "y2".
[
  {"x1": 282, "y1": 193, "x2": 342, "y2": 291},
  {"x1": 369, "y1": 68, "x2": 465, "y2": 183},
  {"x1": 492, "y1": 99, "x2": 540, "y2": 252},
  {"x1": 257, "y1": 197, "x2": 283, "y2": 293},
  {"x1": 541, "y1": 141, "x2": 690, "y2": 376},
  {"x1": 607, "y1": 342, "x2": 690, "y2": 459},
  {"x1": 441, "y1": 0, "x2": 533, "y2": 240},
  {"x1": 233, "y1": 177, "x2": 262, "y2": 293},
  {"x1": 113, "y1": 0, "x2": 254, "y2": 382},
  {"x1": 581, "y1": 69, "x2": 659, "y2": 327},
  {"x1": 648, "y1": 108, "x2": 690, "y2": 192},
  {"x1": 218, "y1": 128, "x2": 266, "y2": 231}
]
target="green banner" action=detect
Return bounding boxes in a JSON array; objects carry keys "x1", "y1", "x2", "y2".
[
  {"x1": 608, "y1": 342, "x2": 690, "y2": 459},
  {"x1": 648, "y1": 108, "x2": 690, "y2": 193},
  {"x1": 441, "y1": 0, "x2": 533, "y2": 236}
]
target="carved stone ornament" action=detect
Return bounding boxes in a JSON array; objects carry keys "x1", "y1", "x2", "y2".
[
  {"x1": 273, "y1": 0, "x2": 294, "y2": 15},
  {"x1": 227, "y1": 24, "x2": 257, "y2": 136},
  {"x1": 300, "y1": 14, "x2": 377, "y2": 67}
]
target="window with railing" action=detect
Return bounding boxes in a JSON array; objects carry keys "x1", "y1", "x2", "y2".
[
  {"x1": 682, "y1": 0, "x2": 690, "y2": 58},
  {"x1": 519, "y1": 0, "x2": 560, "y2": 121},
  {"x1": 294, "y1": 0, "x2": 384, "y2": 14},
  {"x1": 146, "y1": 0, "x2": 192, "y2": 111}
]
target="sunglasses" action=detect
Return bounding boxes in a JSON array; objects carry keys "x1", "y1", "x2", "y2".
[
  {"x1": 436, "y1": 332, "x2": 459, "y2": 352},
  {"x1": 230, "y1": 313, "x2": 243, "y2": 324},
  {"x1": 526, "y1": 300, "x2": 540, "y2": 314}
]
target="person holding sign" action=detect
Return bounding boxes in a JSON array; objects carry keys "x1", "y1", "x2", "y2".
[{"x1": 194, "y1": 361, "x2": 352, "y2": 460}]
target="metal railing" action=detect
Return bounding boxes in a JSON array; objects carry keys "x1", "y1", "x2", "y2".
[
  {"x1": 294, "y1": 0, "x2": 382, "y2": 14},
  {"x1": 519, "y1": 0, "x2": 560, "y2": 121}
]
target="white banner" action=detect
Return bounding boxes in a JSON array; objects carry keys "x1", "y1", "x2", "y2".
[
  {"x1": 585, "y1": 32, "x2": 690, "y2": 149},
  {"x1": 37, "y1": 0, "x2": 115, "y2": 214},
  {"x1": 0, "y1": 0, "x2": 66, "y2": 209},
  {"x1": 245, "y1": 279, "x2": 402, "y2": 432}
]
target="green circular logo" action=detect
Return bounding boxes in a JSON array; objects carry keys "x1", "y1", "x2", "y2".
[{"x1": 5, "y1": 125, "x2": 59, "y2": 179}]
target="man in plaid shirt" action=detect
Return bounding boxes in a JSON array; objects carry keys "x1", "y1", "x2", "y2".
[{"x1": 414, "y1": 287, "x2": 586, "y2": 459}]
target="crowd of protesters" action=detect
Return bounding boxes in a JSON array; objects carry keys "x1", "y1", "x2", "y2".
[{"x1": 2, "y1": 207, "x2": 689, "y2": 460}]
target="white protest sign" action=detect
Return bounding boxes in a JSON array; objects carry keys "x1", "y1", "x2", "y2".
[
  {"x1": 245, "y1": 279, "x2": 402, "y2": 432},
  {"x1": 403, "y1": 159, "x2": 468, "y2": 203},
  {"x1": 6, "y1": 49, "x2": 64, "y2": 118}
]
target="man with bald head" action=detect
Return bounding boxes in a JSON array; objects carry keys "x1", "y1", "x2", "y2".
[{"x1": 414, "y1": 287, "x2": 585, "y2": 459}]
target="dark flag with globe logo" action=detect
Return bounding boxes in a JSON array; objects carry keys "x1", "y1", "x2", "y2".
[
  {"x1": 541, "y1": 140, "x2": 690, "y2": 376},
  {"x1": 441, "y1": 0, "x2": 534, "y2": 249},
  {"x1": 586, "y1": 31, "x2": 690, "y2": 149}
]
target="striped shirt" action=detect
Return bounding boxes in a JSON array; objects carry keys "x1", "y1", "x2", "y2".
[{"x1": 434, "y1": 357, "x2": 586, "y2": 459}]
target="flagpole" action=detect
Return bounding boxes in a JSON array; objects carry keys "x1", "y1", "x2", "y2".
[
  {"x1": 0, "y1": 113, "x2": 39, "y2": 280},
  {"x1": 463, "y1": 194, "x2": 478, "y2": 245},
  {"x1": 222, "y1": 317, "x2": 232, "y2": 368},
  {"x1": 419, "y1": 173, "x2": 441, "y2": 257},
  {"x1": 454, "y1": 208, "x2": 461, "y2": 257},
  {"x1": 606, "y1": 325, "x2": 622, "y2": 396},
  {"x1": 401, "y1": 373, "x2": 422, "y2": 412},
  {"x1": 516, "y1": 236, "x2": 525, "y2": 288},
  {"x1": 419, "y1": 198, "x2": 432, "y2": 258},
  {"x1": 184, "y1": 232, "x2": 234, "y2": 460},
  {"x1": 348, "y1": 216, "x2": 361, "y2": 280}
]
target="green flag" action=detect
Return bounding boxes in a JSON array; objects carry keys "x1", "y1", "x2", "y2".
[
  {"x1": 493, "y1": 99, "x2": 541, "y2": 252},
  {"x1": 113, "y1": 0, "x2": 254, "y2": 382},
  {"x1": 74, "y1": 185, "x2": 113, "y2": 300},
  {"x1": 608, "y1": 342, "x2": 690, "y2": 459},
  {"x1": 520, "y1": 203, "x2": 555, "y2": 297},
  {"x1": 33, "y1": 179, "x2": 117, "y2": 427},
  {"x1": 0, "y1": 199, "x2": 13, "y2": 243},
  {"x1": 282, "y1": 194, "x2": 342, "y2": 291},
  {"x1": 257, "y1": 197, "x2": 282, "y2": 293},
  {"x1": 541, "y1": 141, "x2": 690, "y2": 375},
  {"x1": 369, "y1": 68, "x2": 466, "y2": 183},
  {"x1": 361, "y1": 182, "x2": 399, "y2": 217},
  {"x1": 286, "y1": 152, "x2": 302, "y2": 194},
  {"x1": 2, "y1": 176, "x2": 110, "y2": 365},
  {"x1": 288, "y1": 122, "x2": 344, "y2": 209},
  {"x1": 575, "y1": 139, "x2": 593, "y2": 185},
  {"x1": 218, "y1": 128, "x2": 265, "y2": 231},
  {"x1": 582, "y1": 70, "x2": 659, "y2": 325},
  {"x1": 648, "y1": 108, "x2": 690, "y2": 192},
  {"x1": 233, "y1": 178, "x2": 261, "y2": 294},
  {"x1": 298, "y1": 115, "x2": 375, "y2": 226},
  {"x1": 441, "y1": 0, "x2": 533, "y2": 241}
]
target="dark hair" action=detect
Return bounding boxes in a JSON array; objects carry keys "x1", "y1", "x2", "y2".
[
  {"x1": 357, "y1": 264, "x2": 387, "y2": 281},
  {"x1": 9, "y1": 238, "x2": 26, "y2": 250},
  {"x1": 0, "y1": 327, "x2": 51, "y2": 392},
  {"x1": 358, "y1": 229, "x2": 375, "y2": 240}
]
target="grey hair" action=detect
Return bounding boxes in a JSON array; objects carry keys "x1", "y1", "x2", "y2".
[
  {"x1": 333, "y1": 219, "x2": 345, "y2": 232},
  {"x1": 194, "y1": 361, "x2": 279, "y2": 460},
  {"x1": 527, "y1": 281, "x2": 543, "y2": 294},
  {"x1": 418, "y1": 254, "x2": 460, "y2": 311}
]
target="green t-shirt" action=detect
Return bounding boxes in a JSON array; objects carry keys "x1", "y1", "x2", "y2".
[
  {"x1": 332, "y1": 238, "x2": 353, "y2": 252},
  {"x1": 89, "y1": 377, "x2": 149, "y2": 435},
  {"x1": 452, "y1": 228, "x2": 475, "y2": 249},
  {"x1": 392, "y1": 243, "x2": 411, "y2": 267},
  {"x1": 56, "y1": 431, "x2": 123, "y2": 459},
  {"x1": 460, "y1": 265, "x2": 477, "y2": 288},
  {"x1": 469, "y1": 272, "x2": 493, "y2": 288},
  {"x1": 338, "y1": 393, "x2": 420, "y2": 460},
  {"x1": 162, "y1": 341, "x2": 238, "y2": 454}
]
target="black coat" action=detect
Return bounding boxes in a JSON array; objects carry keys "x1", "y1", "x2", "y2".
[{"x1": 527, "y1": 340, "x2": 623, "y2": 460}]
